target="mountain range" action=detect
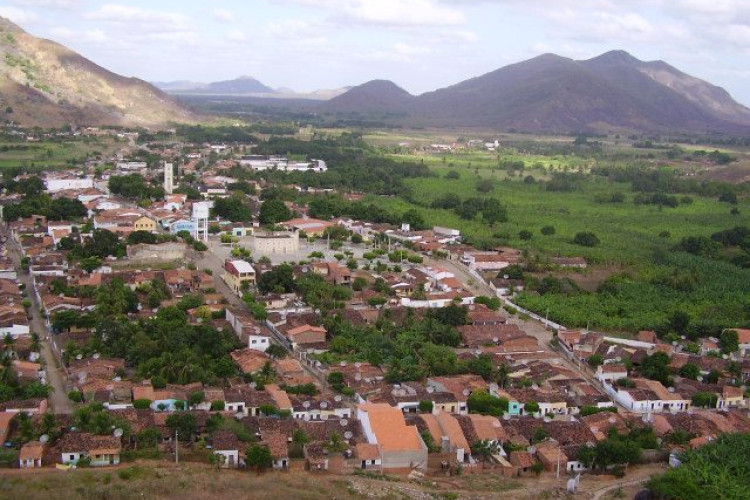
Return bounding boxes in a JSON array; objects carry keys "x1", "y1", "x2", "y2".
[
  {"x1": 0, "y1": 17, "x2": 195, "y2": 128},
  {"x1": 153, "y1": 77, "x2": 351, "y2": 100},
  {"x1": 320, "y1": 50, "x2": 750, "y2": 134},
  {"x1": 1, "y1": 15, "x2": 749, "y2": 134}
]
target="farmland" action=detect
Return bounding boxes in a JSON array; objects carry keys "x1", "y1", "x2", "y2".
[
  {"x1": 364, "y1": 136, "x2": 750, "y2": 334},
  {"x1": 0, "y1": 135, "x2": 122, "y2": 170}
]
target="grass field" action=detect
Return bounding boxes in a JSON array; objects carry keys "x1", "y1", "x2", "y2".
[
  {"x1": 368, "y1": 161, "x2": 750, "y2": 266},
  {"x1": 0, "y1": 136, "x2": 122, "y2": 170}
]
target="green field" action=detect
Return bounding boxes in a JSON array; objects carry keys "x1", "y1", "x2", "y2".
[
  {"x1": 368, "y1": 147, "x2": 750, "y2": 334},
  {"x1": 0, "y1": 136, "x2": 121, "y2": 170},
  {"x1": 370, "y1": 159, "x2": 750, "y2": 265}
]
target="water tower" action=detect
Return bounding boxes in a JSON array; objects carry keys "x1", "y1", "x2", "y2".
[{"x1": 193, "y1": 201, "x2": 210, "y2": 242}]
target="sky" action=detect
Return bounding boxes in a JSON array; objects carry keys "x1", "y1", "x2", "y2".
[{"x1": 1, "y1": 0, "x2": 749, "y2": 104}]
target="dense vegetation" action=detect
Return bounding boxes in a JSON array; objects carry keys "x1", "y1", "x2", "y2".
[
  {"x1": 648, "y1": 433, "x2": 750, "y2": 500},
  {"x1": 2, "y1": 175, "x2": 87, "y2": 221},
  {"x1": 63, "y1": 279, "x2": 242, "y2": 386}
]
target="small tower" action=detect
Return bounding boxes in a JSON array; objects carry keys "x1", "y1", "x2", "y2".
[
  {"x1": 192, "y1": 201, "x2": 209, "y2": 242},
  {"x1": 163, "y1": 161, "x2": 174, "y2": 195}
]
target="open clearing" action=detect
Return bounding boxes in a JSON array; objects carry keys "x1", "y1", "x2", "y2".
[{"x1": 0, "y1": 461, "x2": 666, "y2": 500}]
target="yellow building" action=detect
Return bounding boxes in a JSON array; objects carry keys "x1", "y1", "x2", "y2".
[
  {"x1": 223, "y1": 259, "x2": 256, "y2": 295},
  {"x1": 133, "y1": 216, "x2": 157, "y2": 232}
]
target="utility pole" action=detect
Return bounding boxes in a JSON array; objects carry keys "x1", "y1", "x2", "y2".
[
  {"x1": 556, "y1": 446, "x2": 560, "y2": 479},
  {"x1": 175, "y1": 430, "x2": 179, "y2": 464}
]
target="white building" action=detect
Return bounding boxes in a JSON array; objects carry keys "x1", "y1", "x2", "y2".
[{"x1": 45, "y1": 177, "x2": 94, "y2": 192}]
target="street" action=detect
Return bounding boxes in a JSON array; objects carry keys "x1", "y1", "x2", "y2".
[{"x1": 3, "y1": 228, "x2": 73, "y2": 414}]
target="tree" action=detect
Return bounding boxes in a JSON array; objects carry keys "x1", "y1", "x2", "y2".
[
  {"x1": 246, "y1": 444, "x2": 273, "y2": 473},
  {"x1": 127, "y1": 230, "x2": 158, "y2": 245},
  {"x1": 213, "y1": 193, "x2": 254, "y2": 222},
  {"x1": 519, "y1": 230, "x2": 533, "y2": 241},
  {"x1": 258, "y1": 264, "x2": 295, "y2": 294},
  {"x1": 680, "y1": 363, "x2": 700, "y2": 380},
  {"x1": 720, "y1": 330, "x2": 739, "y2": 354},
  {"x1": 188, "y1": 391, "x2": 205, "y2": 409},
  {"x1": 418, "y1": 400, "x2": 434, "y2": 413},
  {"x1": 467, "y1": 390, "x2": 508, "y2": 416},
  {"x1": 259, "y1": 199, "x2": 292, "y2": 224},
  {"x1": 640, "y1": 352, "x2": 672, "y2": 386},
  {"x1": 540, "y1": 225, "x2": 556, "y2": 236},
  {"x1": 587, "y1": 354, "x2": 604, "y2": 367},
  {"x1": 165, "y1": 413, "x2": 198, "y2": 441},
  {"x1": 692, "y1": 392, "x2": 718, "y2": 408},
  {"x1": 573, "y1": 231, "x2": 600, "y2": 247},
  {"x1": 266, "y1": 344, "x2": 287, "y2": 359},
  {"x1": 402, "y1": 209, "x2": 427, "y2": 230},
  {"x1": 80, "y1": 256, "x2": 103, "y2": 273}
]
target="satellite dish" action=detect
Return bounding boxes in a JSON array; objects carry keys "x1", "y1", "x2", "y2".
[
  {"x1": 340, "y1": 361, "x2": 347, "y2": 367},
  {"x1": 503, "y1": 414, "x2": 511, "y2": 421},
  {"x1": 492, "y1": 337, "x2": 499, "y2": 343},
  {"x1": 340, "y1": 419, "x2": 349, "y2": 427},
  {"x1": 334, "y1": 395, "x2": 342, "y2": 402},
  {"x1": 668, "y1": 387, "x2": 675, "y2": 393},
  {"x1": 354, "y1": 373, "x2": 362, "y2": 381},
  {"x1": 531, "y1": 384, "x2": 539, "y2": 390},
  {"x1": 320, "y1": 401, "x2": 328, "y2": 409},
  {"x1": 591, "y1": 426, "x2": 599, "y2": 434},
  {"x1": 76, "y1": 354, "x2": 83, "y2": 360},
  {"x1": 113, "y1": 428, "x2": 123, "y2": 438},
  {"x1": 543, "y1": 416, "x2": 552, "y2": 423},
  {"x1": 113, "y1": 376, "x2": 121, "y2": 382},
  {"x1": 354, "y1": 362, "x2": 362, "y2": 368},
  {"x1": 344, "y1": 431, "x2": 353, "y2": 440},
  {"x1": 526, "y1": 446, "x2": 536, "y2": 454},
  {"x1": 462, "y1": 389, "x2": 471, "y2": 397},
  {"x1": 697, "y1": 376, "x2": 703, "y2": 382},
  {"x1": 303, "y1": 401, "x2": 311, "y2": 409},
  {"x1": 426, "y1": 386, "x2": 435, "y2": 394},
  {"x1": 474, "y1": 349, "x2": 482, "y2": 356},
  {"x1": 608, "y1": 417, "x2": 617, "y2": 424},
  {"x1": 92, "y1": 353, "x2": 100, "y2": 359},
  {"x1": 39, "y1": 434, "x2": 49, "y2": 444},
  {"x1": 249, "y1": 382, "x2": 257, "y2": 389},
  {"x1": 585, "y1": 441, "x2": 595, "y2": 448}
]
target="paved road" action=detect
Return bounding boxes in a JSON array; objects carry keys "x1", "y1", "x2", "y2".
[{"x1": 4, "y1": 229, "x2": 73, "y2": 414}]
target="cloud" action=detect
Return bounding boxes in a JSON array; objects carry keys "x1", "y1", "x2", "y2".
[
  {"x1": 226, "y1": 29, "x2": 247, "y2": 43},
  {"x1": 276, "y1": 0, "x2": 465, "y2": 28},
  {"x1": 12, "y1": 0, "x2": 82, "y2": 8},
  {"x1": 0, "y1": 6, "x2": 39, "y2": 24},
  {"x1": 85, "y1": 4, "x2": 193, "y2": 34},
  {"x1": 50, "y1": 26, "x2": 107, "y2": 44},
  {"x1": 212, "y1": 8, "x2": 233, "y2": 23}
]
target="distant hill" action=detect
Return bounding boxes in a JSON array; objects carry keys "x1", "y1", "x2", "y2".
[
  {"x1": 155, "y1": 76, "x2": 274, "y2": 95},
  {"x1": 0, "y1": 17, "x2": 195, "y2": 127},
  {"x1": 156, "y1": 78, "x2": 352, "y2": 101},
  {"x1": 322, "y1": 51, "x2": 750, "y2": 134},
  {"x1": 320, "y1": 80, "x2": 413, "y2": 114}
]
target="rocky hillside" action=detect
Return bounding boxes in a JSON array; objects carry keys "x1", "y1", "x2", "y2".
[{"x1": 0, "y1": 17, "x2": 196, "y2": 128}]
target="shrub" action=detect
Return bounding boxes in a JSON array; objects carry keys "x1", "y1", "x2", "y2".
[
  {"x1": 573, "y1": 231, "x2": 600, "y2": 247},
  {"x1": 133, "y1": 399, "x2": 152, "y2": 410},
  {"x1": 68, "y1": 390, "x2": 84, "y2": 403}
]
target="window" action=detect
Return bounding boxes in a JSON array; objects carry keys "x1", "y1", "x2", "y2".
[{"x1": 69, "y1": 454, "x2": 75, "y2": 460}]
